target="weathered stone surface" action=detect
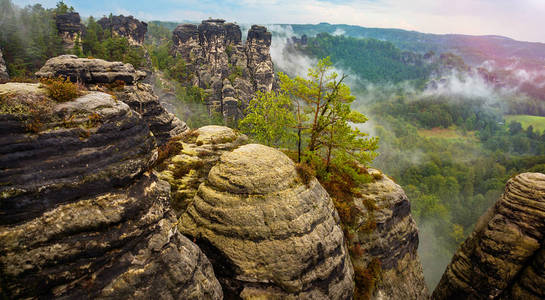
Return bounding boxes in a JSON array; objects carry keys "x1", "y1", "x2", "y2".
[
  {"x1": 172, "y1": 20, "x2": 275, "y2": 121},
  {"x1": 36, "y1": 55, "x2": 140, "y2": 84},
  {"x1": 36, "y1": 55, "x2": 187, "y2": 145},
  {"x1": 432, "y1": 172, "x2": 545, "y2": 300},
  {"x1": 0, "y1": 83, "x2": 222, "y2": 299},
  {"x1": 179, "y1": 144, "x2": 355, "y2": 299},
  {"x1": 349, "y1": 169, "x2": 429, "y2": 299},
  {"x1": 114, "y1": 83, "x2": 188, "y2": 145},
  {"x1": 0, "y1": 49, "x2": 8, "y2": 82},
  {"x1": 55, "y1": 12, "x2": 83, "y2": 51},
  {"x1": 158, "y1": 125, "x2": 247, "y2": 215},
  {"x1": 97, "y1": 15, "x2": 148, "y2": 46}
]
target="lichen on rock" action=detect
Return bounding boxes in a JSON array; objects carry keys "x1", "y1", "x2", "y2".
[{"x1": 157, "y1": 125, "x2": 247, "y2": 215}]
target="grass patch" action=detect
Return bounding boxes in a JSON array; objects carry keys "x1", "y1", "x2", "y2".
[
  {"x1": 418, "y1": 127, "x2": 477, "y2": 140},
  {"x1": 505, "y1": 114, "x2": 545, "y2": 133},
  {"x1": 40, "y1": 76, "x2": 82, "y2": 102}
]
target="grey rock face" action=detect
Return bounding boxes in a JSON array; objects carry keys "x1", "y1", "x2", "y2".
[
  {"x1": 36, "y1": 55, "x2": 187, "y2": 145},
  {"x1": 0, "y1": 84, "x2": 222, "y2": 299},
  {"x1": 55, "y1": 12, "x2": 83, "y2": 51},
  {"x1": 172, "y1": 20, "x2": 275, "y2": 122},
  {"x1": 0, "y1": 49, "x2": 8, "y2": 82},
  {"x1": 349, "y1": 169, "x2": 429, "y2": 299},
  {"x1": 97, "y1": 15, "x2": 148, "y2": 46},
  {"x1": 179, "y1": 144, "x2": 355, "y2": 299},
  {"x1": 432, "y1": 172, "x2": 545, "y2": 300}
]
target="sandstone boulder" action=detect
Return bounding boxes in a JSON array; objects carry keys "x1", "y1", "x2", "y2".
[
  {"x1": 0, "y1": 83, "x2": 222, "y2": 299},
  {"x1": 432, "y1": 172, "x2": 545, "y2": 299},
  {"x1": 179, "y1": 144, "x2": 355, "y2": 299}
]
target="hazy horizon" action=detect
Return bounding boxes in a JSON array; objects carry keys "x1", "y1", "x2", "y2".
[{"x1": 12, "y1": 0, "x2": 545, "y2": 44}]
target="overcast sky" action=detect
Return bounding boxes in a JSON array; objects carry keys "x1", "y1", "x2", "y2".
[{"x1": 13, "y1": 0, "x2": 545, "y2": 43}]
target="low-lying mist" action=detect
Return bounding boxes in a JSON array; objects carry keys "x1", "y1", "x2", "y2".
[{"x1": 266, "y1": 26, "x2": 543, "y2": 290}]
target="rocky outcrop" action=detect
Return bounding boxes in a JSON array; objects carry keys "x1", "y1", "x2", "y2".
[
  {"x1": 179, "y1": 144, "x2": 355, "y2": 298},
  {"x1": 0, "y1": 83, "x2": 222, "y2": 299},
  {"x1": 172, "y1": 20, "x2": 275, "y2": 121},
  {"x1": 157, "y1": 125, "x2": 247, "y2": 214},
  {"x1": 0, "y1": 49, "x2": 8, "y2": 82},
  {"x1": 36, "y1": 55, "x2": 187, "y2": 145},
  {"x1": 432, "y1": 172, "x2": 545, "y2": 300},
  {"x1": 347, "y1": 169, "x2": 428, "y2": 299},
  {"x1": 98, "y1": 15, "x2": 148, "y2": 46},
  {"x1": 113, "y1": 83, "x2": 187, "y2": 145},
  {"x1": 36, "y1": 55, "x2": 142, "y2": 84},
  {"x1": 55, "y1": 12, "x2": 83, "y2": 51}
]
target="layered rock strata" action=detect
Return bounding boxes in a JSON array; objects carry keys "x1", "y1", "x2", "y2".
[
  {"x1": 179, "y1": 144, "x2": 355, "y2": 298},
  {"x1": 348, "y1": 169, "x2": 429, "y2": 299},
  {"x1": 55, "y1": 12, "x2": 83, "y2": 51},
  {"x1": 0, "y1": 49, "x2": 8, "y2": 82},
  {"x1": 172, "y1": 20, "x2": 275, "y2": 121},
  {"x1": 0, "y1": 83, "x2": 222, "y2": 299},
  {"x1": 36, "y1": 55, "x2": 143, "y2": 84},
  {"x1": 432, "y1": 172, "x2": 545, "y2": 300},
  {"x1": 36, "y1": 55, "x2": 187, "y2": 145},
  {"x1": 157, "y1": 125, "x2": 247, "y2": 214},
  {"x1": 98, "y1": 15, "x2": 148, "y2": 46}
]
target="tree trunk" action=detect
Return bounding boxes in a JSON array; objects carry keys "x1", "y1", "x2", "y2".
[{"x1": 297, "y1": 127, "x2": 302, "y2": 163}]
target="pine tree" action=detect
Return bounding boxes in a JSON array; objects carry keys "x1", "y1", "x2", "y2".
[{"x1": 239, "y1": 90, "x2": 296, "y2": 147}]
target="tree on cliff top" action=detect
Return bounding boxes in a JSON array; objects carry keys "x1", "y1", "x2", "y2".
[{"x1": 240, "y1": 57, "x2": 378, "y2": 181}]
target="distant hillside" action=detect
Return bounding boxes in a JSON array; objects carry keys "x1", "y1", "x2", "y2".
[
  {"x1": 294, "y1": 33, "x2": 435, "y2": 83},
  {"x1": 285, "y1": 23, "x2": 545, "y2": 69}
]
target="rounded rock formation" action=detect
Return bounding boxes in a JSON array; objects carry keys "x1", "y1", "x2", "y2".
[
  {"x1": 179, "y1": 144, "x2": 355, "y2": 299},
  {"x1": 432, "y1": 172, "x2": 545, "y2": 300}
]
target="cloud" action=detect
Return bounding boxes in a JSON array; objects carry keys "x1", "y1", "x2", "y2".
[{"x1": 12, "y1": 0, "x2": 545, "y2": 43}]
